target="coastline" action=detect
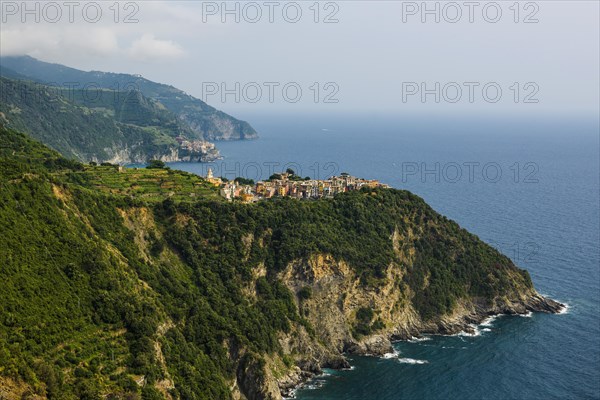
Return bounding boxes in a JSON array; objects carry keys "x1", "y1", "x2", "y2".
[{"x1": 280, "y1": 295, "x2": 565, "y2": 399}]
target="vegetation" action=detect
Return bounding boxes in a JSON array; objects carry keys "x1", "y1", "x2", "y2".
[
  {"x1": 0, "y1": 55, "x2": 257, "y2": 141},
  {"x1": 0, "y1": 76, "x2": 190, "y2": 163},
  {"x1": 65, "y1": 164, "x2": 221, "y2": 203},
  {"x1": 234, "y1": 177, "x2": 255, "y2": 185},
  {"x1": 146, "y1": 160, "x2": 167, "y2": 170},
  {"x1": 267, "y1": 169, "x2": 309, "y2": 182},
  {"x1": 0, "y1": 126, "x2": 535, "y2": 398}
]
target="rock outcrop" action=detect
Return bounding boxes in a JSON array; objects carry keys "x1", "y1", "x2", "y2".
[
  {"x1": 253, "y1": 253, "x2": 564, "y2": 399},
  {"x1": 100, "y1": 140, "x2": 220, "y2": 165}
]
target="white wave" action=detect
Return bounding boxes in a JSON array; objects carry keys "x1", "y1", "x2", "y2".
[
  {"x1": 456, "y1": 324, "x2": 481, "y2": 337},
  {"x1": 519, "y1": 311, "x2": 533, "y2": 318},
  {"x1": 408, "y1": 336, "x2": 432, "y2": 343},
  {"x1": 397, "y1": 357, "x2": 429, "y2": 365},
  {"x1": 440, "y1": 323, "x2": 481, "y2": 338},
  {"x1": 480, "y1": 315, "x2": 498, "y2": 327},
  {"x1": 300, "y1": 380, "x2": 326, "y2": 391},
  {"x1": 558, "y1": 302, "x2": 570, "y2": 314},
  {"x1": 382, "y1": 349, "x2": 400, "y2": 359},
  {"x1": 481, "y1": 328, "x2": 492, "y2": 332}
]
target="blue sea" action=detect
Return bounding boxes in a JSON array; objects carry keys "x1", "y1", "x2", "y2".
[{"x1": 168, "y1": 113, "x2": 600, "y2": 400}]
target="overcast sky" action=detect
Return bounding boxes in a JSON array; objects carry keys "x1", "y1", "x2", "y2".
[{"x1": 1, "y1": 1, "x2": 599, "y2": 117}]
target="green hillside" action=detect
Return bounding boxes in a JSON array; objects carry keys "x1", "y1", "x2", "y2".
[
  {"x1": 0, "y1": 125, "x2": 549, "y2": 399},
  {"x1": 0, "y1": 77, "x2": 218, "y2": 163},
  {"x1": 0, "y1": 56, "x2": 258, "y2": 141}
]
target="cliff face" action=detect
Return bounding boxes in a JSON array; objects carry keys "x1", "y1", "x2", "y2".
[
  {"x1": 89, "y1": 207, "x2": 562, "y2": 400},
  {"x1": 252, "y1": 251, "x2": 562, "y2": 399},
  {"x1": 100, "y1": 140, "x2": 221, "y2": 165},
  {"x1": 206, "y1": 206, "x2": 563, "y2": 399},
  {"x1": 179, "y1": 112, "x2": 258, "y2": 141}
]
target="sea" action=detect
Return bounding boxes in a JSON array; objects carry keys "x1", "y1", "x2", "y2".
[{"x1": 167, "y1": 112, "x2": 600, "y2": 400}]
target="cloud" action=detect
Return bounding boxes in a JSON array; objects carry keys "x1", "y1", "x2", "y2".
[
  {"x1": 1, "y1": 26, "x2": 185, "y2": 65},
  {"x1": 0, "y1": 1, "x2": 188, "y2": 63},
  {"x1": 127, "y1": 34, "x2": 185, "y2": 61},
  {"x1": 0, "y1": 28, "x2": 57, "y2": 56},
  {"x1": 0, "y1": 25, "x2": 118, "y2": 58},
  {"x1": 61, "y1": 27, "x2": 120, "y2": 57}
]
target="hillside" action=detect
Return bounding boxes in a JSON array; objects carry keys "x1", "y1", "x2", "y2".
[
  {"x1": 0, "y1": 77, "x2": 220, "y2": 164},
  {"x1": 0, "y1": 56, "x2": 258, "y2": 141},
  {"x1": 0, "y1": 126, "x2": 562, "y2": 399}
]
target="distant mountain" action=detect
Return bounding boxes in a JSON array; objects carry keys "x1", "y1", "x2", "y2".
[
  {"x1": 0, "y1": 76, "x2": 220, "y2": 163},
  {"x1": 0, "y1": 56, "x2": 258, "y2": 141},
  {"x1": 0, "y1": 65, "x2": 29, "y2": 80}
]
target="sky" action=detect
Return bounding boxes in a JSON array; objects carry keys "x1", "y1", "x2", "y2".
[{"x1": 1, "y1": 0, "x2": 599, "y2": 117}]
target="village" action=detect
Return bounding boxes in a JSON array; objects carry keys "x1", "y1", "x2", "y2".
[{"x1": 204, "y1": 168, "x2": 390, "y2": 202}]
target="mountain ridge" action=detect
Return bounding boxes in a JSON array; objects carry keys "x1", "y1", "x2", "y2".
[
  {"x1": 0, "y1": 76, "x2": 220, "y2": 163},
  {"x1": 0, "y1": 56, "x2": 258, "y2": 142}
]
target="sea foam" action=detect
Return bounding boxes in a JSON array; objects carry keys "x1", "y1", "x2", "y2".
[
  {"x1": 397, "y1": 357, "x2": 429, "y2": 365},
  {"x1": 518, "y1": 311, "x2": 533, "y2": 318},
  {"x1": 382, "y1": 349, "x2": 400, "y2": 359},
  {"x1": 480, "y1": 315, "x2": 499, "y2": 327},
  {"x1": 408, "y1": 336, "x2": 432, "y2": 343},
  {"x1": 456, "y1": 324, "x2": 481, "y2": 337},
  {"x1": 558, "y1": 302, "x2": 570, "y2": 315}
]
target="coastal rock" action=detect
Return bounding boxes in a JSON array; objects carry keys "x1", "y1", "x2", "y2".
[
  {"x1": 525, "y1": 294, "x2": 565, "y2": 314},
  {"x1": 236, "y1": 355, "x2": 281, "y2": 400},
  {"x1": 323, "y1": 356, "x2": 351, "y2": 370},
  {"x1": 180, "y1": 111, "x2": 259, "y2": 141},
  {"x1": 101, "y1": 141, "x2": 221, "y2": 165},
  {"x1": 346, "y1": 335, "x2": 394, "y2": 356},
  {"x1": 265, "y1": 253, "x2": 565, "y2": 399}
]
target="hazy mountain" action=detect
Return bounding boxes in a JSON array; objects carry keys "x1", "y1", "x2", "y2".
[
  {"x1": 0, "y1": 56, "x2": 258, "y2": 141},
  {"x1": 0, "y1": 76, "x2": 220, "y2": 163}
]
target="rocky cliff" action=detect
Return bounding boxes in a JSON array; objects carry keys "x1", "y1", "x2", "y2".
[
  {"x1": 100, "y1": 140, "x2": 221, "y2": 165},
  {"x1": 246, "y1": 251, "x2": 563, "y2": 399}
]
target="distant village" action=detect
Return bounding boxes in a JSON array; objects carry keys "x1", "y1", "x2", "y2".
[{"x1": 204, "y1": 168, "x2": 390, "y2": 202}]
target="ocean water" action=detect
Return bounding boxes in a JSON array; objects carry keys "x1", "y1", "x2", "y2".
[{"x1": 168, "y1": 113, "x2": 600, "y2": 400}]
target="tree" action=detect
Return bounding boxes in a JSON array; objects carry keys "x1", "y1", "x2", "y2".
[
  {"x1": 298, "y1": 286, "x2": 312, "y2": 300},
  {"x1": 234, "y1": 177, "x2": 255, "y2": 185},
  {"x1": 147, "y1": 160, "x2": 166, "y2": 169}
]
